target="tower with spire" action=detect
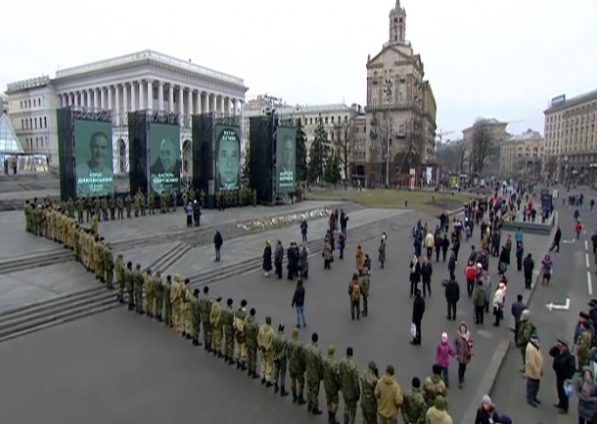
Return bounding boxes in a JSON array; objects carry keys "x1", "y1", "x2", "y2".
[{"x1": 389, "y1": 0, "x2": 406, "y2": 44}]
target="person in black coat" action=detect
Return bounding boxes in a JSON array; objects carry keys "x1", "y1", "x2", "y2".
[
  {"x1": 549, "y1": 337, "x2": 576, "y2": 414},
  {"x1": 213, "y1": 231, "x2": 223, "y2": 262},
  {"x1": 498, "y1": 246, "x2": 509, "y2": 276},
  {"x1": 444, "y1": 277, "x2": 460, "y2": 321},
  {"x1": 421, "y1": 257, "x2": 433, "y2": 297},
  {"x1": 441, "y1": 234, "x2": 450, "y2": 262},
  {"x1": 522, "y1": 253, "x2": 534, "y2": 289},
  {"x1": 274, "y1": 241, "x2": 284, "y2": 279},
  {"x1": 448, "y1": 250, "x2": 457, "y2": 279},
  {"x1": 516, "y1": 242, "x2": 524, "y2": 272},
  {"x1": 409, "y1": 255, "x2": 421, "y2": 298},
  {"x1": 262, "y1": 241, "x2": 272, "y2": 277},
  {"x1": 291, "y1": 279, "x2": 306, "y2": 328},
  {"x1": 411, "y1": 289, "x2": 425, "y2": 345},
  {"x1": 287, "y1": 242, "x2": 299, "y2": 280}
]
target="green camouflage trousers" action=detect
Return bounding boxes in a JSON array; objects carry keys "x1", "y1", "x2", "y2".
[
  {"x1": 343, "y1": 400, "x2": 357, "y2": 424},
  {"x1": 247, "y1": 344, "x2": 258, "y2": 372},
  {"x1": 307, "y1": 378, "x2": 320, "y2": 409},
  {"x1": 224, "y1": 330, "x2": 234, "y2": 358},
  {"x1": 360, "y1": 404, "x2": 377, "y2": 424},
  {"x1": 273, "y1": 360, "x2": 287, "y2": 385}
]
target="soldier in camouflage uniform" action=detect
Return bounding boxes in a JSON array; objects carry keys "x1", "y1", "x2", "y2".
[
  {"x1": 109, "y1": 195, "x2": 116, "y2": 220},
  {"x1": 322, "y1": 345, "x2": 341, "y2": 424},
  {"x1": 190, "y1": 288, "x2": 202, "y2": 346},
  {"x1": 288, "y1": 328, "x2": 307, "y2": 404},
  {"x1": 245, "y1": 308, "x2": 260, "y2": 379},
  {"x1": 222, "y1": 298, "x2": 235, "y2": 363},
  {"x1": 116, "y1": 195, "x2": 124, "y2": 219},
  {"x1": 133, "y1": 193, "x2": 141, "y2": 217},
  {"x1": 233, "y1": 300, "x2": 249, "y2": 370},
  {"x1": 163, "y1": 275, "x2": 172, "y2": 326},
  {"x1": 516, "y1": 309, "x2": 535, "y2": 372},
  {"x1": 94, "y1": 237, "x2": 105, "y2": 282},
  {"x1": 103, "y1": 243, "x2": 114, "y2": 290},
  {"x1": 115, "y1": 254, "x2": 125, "y2": 302},
  {"x1": 360, "y1": 361, "x2": 379, "y2": 424},
  {"x1": 138, "y1": 191, "x2": 146, "y2": 216},
  {"x1": 125, "y1": 194, "x2": 132, "y2": 218},
  {"x1": 401, "y1": 377, "x2": 427, "y2": 424},
  {"x1": 84, "y1": 197, "x2": 92, "y2": 222},
  {"x1": 132, "y1": 263, "x2": 144, "y2": 314},
  {"x1": 272, "y1": 323, "x2": 289, "y2": 396},
  {"x1": 210, "y1": 296, "x2": 224, "y2": 357},
  {"x1": 423, "y1": 364, "x2": 447, "y2": 409},
  {"x1": 153, "y1": 270, "x2": 164, "y2": 321},
  {"x1": 100, "y1": 196, "x2": 108, "y2": 221},
  {"x1": 305, "y1": 332, "x2": 324, "y2": 415},
  {"x1": 143, "y1": 269, "x2": 154, "y2": 317},
  {"x1": 182, "y1": 279, "x2": 193, "y2": 338},
  {"x1": 148, "y1": 191, "x2": 155, "y2": 215},
  {"x1": 199, "y1": 286, "x2": 213, "y2": 350},
  {"x1": 124, "y1": 261, "x2": 134, "y2": 309},
  {"x1": 339, "y1": 347, "x2": 361, "y2": 424}
]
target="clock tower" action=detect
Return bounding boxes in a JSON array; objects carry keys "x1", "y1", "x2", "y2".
[{"x1": 389, "y1": 0, "x2": 406, "y2": 44}]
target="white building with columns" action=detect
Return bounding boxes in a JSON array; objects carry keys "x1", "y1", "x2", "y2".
[{"x1": 4, "y1": 50, "x2": 248, "y2": 174}]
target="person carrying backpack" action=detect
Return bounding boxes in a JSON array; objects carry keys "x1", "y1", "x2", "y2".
[{"x1": 348, "y1": 273, "x2": 362, "y2": 321}]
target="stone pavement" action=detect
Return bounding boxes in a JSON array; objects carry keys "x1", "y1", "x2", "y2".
[
  {"x1": 0, "y1": 207, "x2": 551, "y2": 424},
  {"x1": 0, "y1": 211, "x2": 60, "y2": 260},
  {"x1": 490, "y1": 194, "x2": 594, "y2": 423}
]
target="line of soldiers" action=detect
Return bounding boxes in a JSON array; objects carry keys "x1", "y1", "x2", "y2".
[
  {"x1": 24, "y1": 198, "x2": 116, "y2": 290},
  {"x1": 117, "y1": 273, "x2": 450, "y2": 424}
]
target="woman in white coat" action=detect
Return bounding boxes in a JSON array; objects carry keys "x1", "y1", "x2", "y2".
[{"x1": 492, "y1": 282, "x2": 506, "y2": 327}]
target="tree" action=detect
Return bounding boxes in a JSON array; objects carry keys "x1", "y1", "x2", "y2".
[
  {"x1": 334, "y1": 123, "x2": 352, "y2": 180},
  {"x1": 308, "y1": 116, "x2": 330, "y2": 184},
  {"x1": 241, "y1": 142, "x2": 250, "y2": 186},
  {"x1": 469, "y1": 119, "x2": 493, "y2": 176},
  {"x1": 295, "y1": 119, "x2": 308, "y2": 182},
  {"x1": 544, "y1": 155, "x2": 558, "y2": 180},
  {"x1": 324, "y1": 152, "x2": 342, "y2": 184}
]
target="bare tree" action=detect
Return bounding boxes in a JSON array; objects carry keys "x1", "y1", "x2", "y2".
[
  {"x1": 469, "y1": 119, "x2": 493, "y2": 176},
  {"x1": 367, "y1": 113, "x2": 384, "y2": 185},
  {"x1": 333, "y1": 123, "x2": 353, "y2": 180},
  {"x1": 543, "y1": 155, "x2": 558, "y2": 181},
  {"x1": 438, "y1": 142, "x2": 466, "y2": 174}
]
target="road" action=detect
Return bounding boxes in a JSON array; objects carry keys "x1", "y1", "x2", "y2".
[
  {"x1": 492, "y1": 188, "x2": 596, "y2": 423},
  {"x1": 0, "y1": 208, "x2": 551, "y2": 424}
]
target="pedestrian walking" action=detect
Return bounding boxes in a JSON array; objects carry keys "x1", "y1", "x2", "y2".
[
  {"x1": 262, "y1": 240, "x2": 272, "y2": 277},
  {"x1": 213, "y1": 230, "x2": 223, "y2": 262},
  {"x1": 541, "y1": 254, "x2": 553, "y2": 285},
  {"x1": 291, "y1": 279, "x2": 306, "y2": 328},
  {"x1": 435, "y1": 332, "x2": 455, "y2": 387},
  {"x1": 454, "y1": 322, "x2": 473, "y2": 389},
  {"x1": 523, "y1": 253, "x2": 534, "y2": 289},
  {"x1": 472, "y1": 280, "x2": 487, "y2": 325},
  {"x1": 444, "y1": 277, "x2": 460, "y2": 321},
  {"x1": 421, "y1": 257, "x2": 433, "y2": 297},
  {"x1": 549, "y1": 337, "x2": 576, "y2": 415},
  {"x1": 411, "y1": 289, "x2": 425, "y2": 345},
  {"x1": 409, "y1": 254, "x2": 421, "y2": 297},
  {"x1": 492, "y1": 282, "x2": 506, "y2": 326},
  {"x1": 348, "y1": 273, "x2": 362, "y2": 321},
  {"x1": 525, "y1": 333, "x2": 543, "y2": 407}
]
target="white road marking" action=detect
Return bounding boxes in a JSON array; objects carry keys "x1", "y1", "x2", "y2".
[
  {"x1": 588, "y1": 271, "x2": 594, "y2": 296},
  {"x1": 585, "y1": 240, "x2": 589, "y2": 251},
  {"x1": 586, "y1": 253, "x2": 591, "y2": 268}
]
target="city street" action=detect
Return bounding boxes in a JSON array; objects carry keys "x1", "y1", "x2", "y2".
[
  {"x1": 492, "y1": 188, "x2": 596, "y2": 423},
  {"x1": 0, "y1": 207, "x2": 551, "y2": 424}
]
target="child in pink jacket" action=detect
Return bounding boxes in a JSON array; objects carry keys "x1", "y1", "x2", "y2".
[{"x1": 435, "y1": 332, "x2": 455, "y2": 387}]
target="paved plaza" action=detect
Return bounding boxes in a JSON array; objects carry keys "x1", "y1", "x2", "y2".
[{"x1": 0, "y1": 199, "x2": 553, "y2": 424}]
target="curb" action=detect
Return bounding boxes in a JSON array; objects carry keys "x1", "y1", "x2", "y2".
[{"x1": 459, "y1": 210, "x2": 558, "y2": 424}]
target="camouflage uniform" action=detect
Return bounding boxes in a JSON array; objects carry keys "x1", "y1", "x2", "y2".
[
  {"x1": 305, "y1": 340, "x2": 324, "y2": 414},
  {"x1": 245, "y1": 314, "x2": 259, "y2": 377},
  {"x1": 516, "y1": 318, "x2": 536, "y2": 369},
  {"x1": 272, "y1": 326, "x2": 289, "y2": 396},
  {"x1": 322, "y1": 346, "x2": 341, "y2": 422},
  {"x1": 339, "y1": 355, "x2": 360, "y2": 424},
  {"x1": 162, "y1": 277, "x2": 172, "y2": 326},
  {"x1": 287, "y1": 328, "x2": 307, "y2": 404},
  {"x1": 401, "y1": 387, "x2": 427, "y2": 424},
  {"x1": 360, "y1": 365, "x2": 379, "y2": 424},
  {"x1": 222, "y1": 301, "x2": 235, "y2": 363},
  {"x1": 152, "y1": 271, "x2": 164, "y2": 320}
]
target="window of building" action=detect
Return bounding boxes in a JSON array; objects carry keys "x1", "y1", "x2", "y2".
[
  {"x1": 43, "y1": 117, "x2": 47, "y2": 128},
  {"x1": 28, "y1": 99, "x2": 31, "y2": 108},
  {"x1": 325, "y1": 117, "x2": 328, "y2": 124},
  {"x1": 344, "y1": 116, "x2": 348, "y2": 123},
  {"x1": 20, "y1": 101, "x2": 23, "y2": 109},
  {"x1": 331, "y1": 132, "x2": 334, "y2": 141},
  {"x1": 20, "y1": 119, "x2": 24, "y2": 129},
  {"x1": 34, "y1": 118, "x2": 38, "y2": 129},
  {"x1": 310, "y1": 118, "x2": 313, "y2": 125},
  {"x1": 35, "y1": 137, "x2": 39, "y2": 149},
  {"x1": 331, "y1": 116, "x2": 335, "y2": 124},
  {"x1": 29, "y1": 118, "x2": 32, "y2": 129},
  {"x1": 337, "y1": 116, "x2": 341, "y2": 124}
]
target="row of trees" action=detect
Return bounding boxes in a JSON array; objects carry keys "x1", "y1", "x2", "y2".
[{"x1": 242, "y1": 116, "x2": 350, "y2": 186}]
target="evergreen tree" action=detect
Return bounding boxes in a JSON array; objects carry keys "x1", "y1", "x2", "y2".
[
  {"x1": 295, "y1": 119, "x2": 308, "y2": 181},
  {"x1": 324, "y1": 152, "x2": 342, "y2": 185},
  {"x1": 241, "y1": 142, "x2": 250, "y2": 186},
  {"x1": 308, "y1": 116, "x2": 330, "y2": 184}
]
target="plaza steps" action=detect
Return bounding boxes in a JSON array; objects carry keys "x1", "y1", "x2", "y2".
[
  {"x1": 0, "y1": 241, "x2": 188, "y2": 344},
  {"x1": 0, "y1": 248, "x2": 74, "y2": 275},
  {"x1": 0, "y1": 210, "x2": 409, "y2": 344}
]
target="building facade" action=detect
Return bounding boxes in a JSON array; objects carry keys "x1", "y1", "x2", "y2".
[
  {"x1": 499, "y1": 129, "x2": 544, "y2": 178},
  {"x1": 462, "y1": 118, "x2": 509, "y2": 177},
  {"x1": 1, "y1": 95, "x2": 8, "y2": 114},
  {"x1": 364, "y1": 0, "x2": 437, "y2": 185},
  {"x1": 242, "y1": 100, "x2": 365, "y2": 178},
  {"x1": 543, "y1": 89, "x2": 597, "y2": 184},
  {"x1": 5, "y1": 50, "x2": 248, "y2": 174}
]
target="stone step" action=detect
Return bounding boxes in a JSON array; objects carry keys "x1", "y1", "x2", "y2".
[{"x1": 0, "y1": 248, "x2": 74, "y2": 275}]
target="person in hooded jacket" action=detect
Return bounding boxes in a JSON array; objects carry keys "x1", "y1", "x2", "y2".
[
  {"x1": 474, "y1": 395, "x2": 500, "y2": 424},
  {"x1": 435, "y1": 332, "x2": 455, "y2": 387},
  {"x1": 426, "y1": 396, "x2": 453, "y2": 424},
  {"x1": 423, "y1": 364, "x2": 447, "y2": 409},
  {"x1": 274, "y1": 241, "x2": 284, "y2": 279},
  {"x1": 575, "y1": 366, "x2": 597, "y2": 424},
  {"x1": 492, "y1": 282, "x2": 507, "y2": 326},
  {"x1": 262, "y1": 240, "x2": 272, "y2": 277},
  {"x1": 374, "y1": 365, "x2": 403, "y2": 424},
  {"x1": 444, "y1": 277, "x2": 460, "y2": 321}
]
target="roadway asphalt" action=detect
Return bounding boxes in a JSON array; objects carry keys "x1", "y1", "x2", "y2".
[
  {"x1": 492, "y1": 188, "x2": 596, "y2": 423},
  {"x1": 0, "y1": 208, "x2": 552, "y2": 424}
]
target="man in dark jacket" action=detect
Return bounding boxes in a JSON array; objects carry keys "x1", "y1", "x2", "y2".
[
  {"x1": 441, "y1": 234, "x2": 450, "y2": 262},
  {"x1": 523, "y1": 253, "x2": 535, "y2": 289},
  {"x1": 287, "y1": 242, "x2": 299, "y2": 280},
  {"x1": 516, "y1": 242, "x2": 524, "y2": 272},
  {"x1": 448, "y1": 250, "x2": 456, "y2": 280},
  {"x1": 274, "y1": 241, "x2": 284, "y2": 279},
  {"x1": 411, "y1": 289, "x2": 425, "y2": 345},
  {"x1": 213, "y1": 231, "x2": 223, "y2": 262},
  {"x1": 444, "y1": 278, "x2": 460, "y2": 321},
  {"x1": 550, "y1": 226, "x2": 562, "y2": 253},
  {"x1": 549, "y1": 337, "x2": 576, "y2": 414},
  {"x1": 421, "y1": 257, "x2": 433, "y2": 297}
]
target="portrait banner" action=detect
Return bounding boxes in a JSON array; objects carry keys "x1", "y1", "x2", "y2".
[
  {"x1": 74, "y1": 119, "x2": 114, "y2": 197},
  {"x1": 215, "y1": 125, "x2": 241, "y2": 191},
  {"x1": 149, "y1": 123, "x2": 181, "y2": 194},
  {"x1": 276, "y1": 127, "x2": 296, "y2": 193}
]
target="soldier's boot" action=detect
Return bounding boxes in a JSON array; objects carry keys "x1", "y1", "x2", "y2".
[
  {"x1": 236, "y1": 361, "x2": 241, "y2": 370},
  {"x1": 251, "y1": 371, "x2": 260, "y2": 380},
  {"x1": 292, "y1": 392, "x2": 298, "y2": 403},
  {"x1": 280, "y1": 386, "x2": 289, "y2": 397},
  {"x1": 192, "y1": 338, "x2": 202, "y2": 346},
  {"x1": 265, "y1": 381, "x2": 273, "y2": 388},
  {"x1": 298, "y1": 395, "x2": 306, "y2": 405},
  {"x1": 228, "y1": 357, "x2": 236, "y2": 365},
  {"x1": 217, "y1": 351, "x2": 224, "y2": 359},
  {"x1": 185, "y1": 333, "x2": 192, "y2": 340},
  {"x1": 311, "y1": 407, "x2": 323, "y2": 415},
  {"x1": 274, "y1": 383, "x2": 280, "y2": 393},
  {"x1": 156, "y1": 314, "x2": 162, "y2": 322},
  {"x1": 329, "y1": 412, "x2": 339, "y2": 424},
  {"x1": 261, "y1": 377, "x2": 266, "y2": 385}
]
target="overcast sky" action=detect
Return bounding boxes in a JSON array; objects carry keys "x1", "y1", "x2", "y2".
[{"x1": 2, "y1": 0, "x2": 595, "y2": 138}]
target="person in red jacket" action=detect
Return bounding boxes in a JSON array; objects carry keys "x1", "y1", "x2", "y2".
[
  {"x1": 465, "y1": 261, "x2": 477, "y2": 298},
  {"x1": 575, "y1": 221, "x2": 583, "y2": 239}
]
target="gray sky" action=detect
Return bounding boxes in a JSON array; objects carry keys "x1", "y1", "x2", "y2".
[{"x1": 2, "y1": 0, "x2": 595, "y2": 137}]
